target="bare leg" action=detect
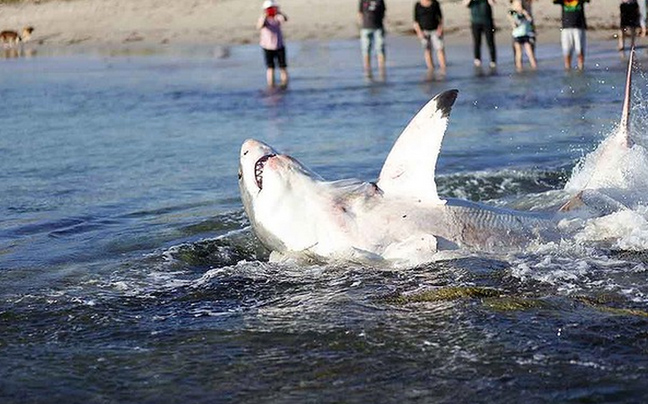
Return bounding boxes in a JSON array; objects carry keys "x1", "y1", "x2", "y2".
[
  {"x1": 437, "y1": 48, "x2": 447, "y2": 72},
  {"x1": 642, "y1": 0, "x2": 648, "y2": 37},
  {"x1": 513, "y1": 42, "x2": 523, "y2": 71},
  {"x1": 524, "y1": 42, "x2": 537, "y2": 69},
  {"x1": 630, "y1": 28, "x2": 637, "y2": 49},
  {"x1": 279, "y1": 68, "x2": 289, "y2": 88},
  {"x1": 377, "y1": 53, "x2": 386, "y2": 80},
  {"x1": 564, "y1": 54, "x2": 572, "y2": 70},
  {"x1": 424, "y1": 48, "x2": 434, "y2": 71},
  {"x1": 266, "y1": 68, "x2": 275, "y2": 87},
  {"x1": 619, "y1": 28, "x2": 625, "y2": 51},
  {"x1": 363, "y1": 54, "x2": 372, "y2": 78},
  {"x1": 577, "y1": 53, "x2": 585, "y2": 70}
]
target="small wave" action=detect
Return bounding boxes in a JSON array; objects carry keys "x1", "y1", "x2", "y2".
[
  {"x1": 509, "y1": 247, "x2": 648, "y2": 304},
  {"x1": 437, "y1": 168, "x2": 568, "y2": 203},
  {"x1": 163, "y1": 228, "x2": 269, "y2": 270},
  {"x1": 5, "y1": 216, "x2": 93, "y2": 238}
]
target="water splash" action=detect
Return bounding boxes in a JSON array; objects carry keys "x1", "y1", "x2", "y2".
[
  {"x1": 566, "y1": 60, "x2": 648, "y2": 196},
  {"x1": 562, "y1": 69, "x2": 648, "y2": 250}
]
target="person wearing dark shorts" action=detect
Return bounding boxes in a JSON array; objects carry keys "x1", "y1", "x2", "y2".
[
  {"x1": 257, "y1": 0, "x2": 289, "y2": 88},
  {"x1": 264, "y1": 48, "x2": 287, "y2": 70},
  {"x1": 464, "y1": 0, "x2": 497, "y2": 69},
  {"x1": 508, "y1": 0, "x2": 537, "y2": 71},
  {"x1": 619, "y1": 0, "x2": 640, "y2": 52}
]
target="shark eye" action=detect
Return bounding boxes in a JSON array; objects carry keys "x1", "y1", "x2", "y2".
[{"x1": 243, "y1": 150, "x2": 249, "y2": 156}]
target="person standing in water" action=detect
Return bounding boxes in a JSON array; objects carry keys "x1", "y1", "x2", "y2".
[
  {"x1": 413, "y1": 0, "x2": 446, "y2": 73},
  {"x1": 464, "y1": 0, "x2": 497, "y2": 69},
  {"x1": 521, "y1": 0, "x2": 536, "y2": 44},
  {"x1": 359, "y1": 0, "x2": 387, "y2": 79},
  {"x1": 257, "y1": 0, "x2": 289, "y2": 88},
  {"x1": 619, "y1": 0, "x2": 640, "y2": 52},
  {"x1": 508, "y1": 0, "x2": 537, "y2": 71},
  {"x1": 553, "y1": 0, "x2": 589, "y2": 71},
  {"x1": 639, "y1": 0, "x2": 647, "y2": 37}
]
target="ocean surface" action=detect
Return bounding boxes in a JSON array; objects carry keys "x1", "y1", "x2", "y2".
[{"x1": 1, "y1": 36, "x2": 648, "y2": 403}]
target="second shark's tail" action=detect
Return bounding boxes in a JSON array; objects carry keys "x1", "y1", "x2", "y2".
[
  {"x1": 618, "y1": 47, "x2": 635, "y2": 148},
  {"x1": 559, "y1": 48, "x2": 637, "y2": 213}
]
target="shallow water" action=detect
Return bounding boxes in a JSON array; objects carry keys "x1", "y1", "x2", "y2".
[{"x1": 1, "y1": 37, "x2": 648, "y2": 403}]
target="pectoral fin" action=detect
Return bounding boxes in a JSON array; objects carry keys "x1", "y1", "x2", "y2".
[{"x1": 383, "y1": 234, "x2": 438, "y2": 265}]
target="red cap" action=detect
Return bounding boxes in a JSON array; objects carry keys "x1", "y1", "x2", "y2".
[{"x1": 266, "y1": 6, "x2": 277, "y2": 16}]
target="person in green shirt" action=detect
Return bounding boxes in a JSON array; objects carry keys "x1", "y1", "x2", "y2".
[
  {"x1": 464, "y1": 0, "x2": 497, "y2": 68},
  {"x1": 553, "y1": 0, "x2": 589, "y2": 70}
]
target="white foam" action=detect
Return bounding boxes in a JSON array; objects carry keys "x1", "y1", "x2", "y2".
[
  {"x1": 510, "y1": 253, "x2": 590, "y2": 289},
  {"x1": 566, "y1": 84, "x2": 648, "y2": 208},
  {"x1": 560, "y1": 84, "x2": 648, "y2": 251},
  {"x1": 566, "y1": 135, "x2": 648, "y2": 206},
  {"x1": 575, "y1": 206, "x2": 648, "y2": 250}
]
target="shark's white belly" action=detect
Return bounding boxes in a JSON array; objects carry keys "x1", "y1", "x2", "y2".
[
  {"x1": 349, "y1": 198, "x2": 555, "y2": 256},
  {"x1": 259, "y1": 193, "x2": 556, "y2": 264}
]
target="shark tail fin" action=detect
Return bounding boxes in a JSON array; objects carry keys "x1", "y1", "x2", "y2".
[{"x1": 560, "y1": 50, "x2": 638, "y2": 211}]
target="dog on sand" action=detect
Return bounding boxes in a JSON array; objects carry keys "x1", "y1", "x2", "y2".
[{"x1": 0, "y1": 26, "x2": 34, "y2": 48}]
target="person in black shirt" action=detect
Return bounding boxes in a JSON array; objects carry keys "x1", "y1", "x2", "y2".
[
  {"x1": 413, "y1": 0, "x2": 446, "y2": 72},
  {"x1": 619, "y1": 0, "x2": 640, "y2": 52},
  {"x1": 358, "y1": 0, "x2": 387, "y2": 79}
]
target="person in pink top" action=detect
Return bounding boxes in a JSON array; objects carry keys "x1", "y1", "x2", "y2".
[{"x1": 257, "y1": 0, "x2": 289, "y2": 88}]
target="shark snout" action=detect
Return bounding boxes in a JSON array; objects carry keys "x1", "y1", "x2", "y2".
[{"x1": 241, "y1": 139, "x2": 276, "y2": 160}]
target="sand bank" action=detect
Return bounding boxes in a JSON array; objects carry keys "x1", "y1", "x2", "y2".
[{"x1": 0, "y1": 0, "x2": 629, "y2": 49}]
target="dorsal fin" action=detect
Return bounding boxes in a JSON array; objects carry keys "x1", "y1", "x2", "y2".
[
  {"x1": 377, "y1": 90, "x2": 458, "y2": 204},
  {"x1": 618, "y1": 47, "x2": 635, "y2": 147}
]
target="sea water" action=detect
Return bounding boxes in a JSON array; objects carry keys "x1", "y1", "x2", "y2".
[{"x1": 1, "y1": 37, "x2": 647, "y2": 402}]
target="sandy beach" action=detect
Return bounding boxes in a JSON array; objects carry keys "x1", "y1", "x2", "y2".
[{"x1": 0, "y1": 0, "x2": 630, "y2": 49}]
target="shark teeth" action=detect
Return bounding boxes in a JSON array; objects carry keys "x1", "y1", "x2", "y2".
[{"x1": 254, "y1": 154, "x2": 275, "y2": 190}]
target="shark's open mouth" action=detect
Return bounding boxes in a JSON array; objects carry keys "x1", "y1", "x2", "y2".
[{"x1": 255, "y1": 154, "x2": 275, "y2": 190}]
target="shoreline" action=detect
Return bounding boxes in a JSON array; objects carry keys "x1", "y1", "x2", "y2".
[{"x1": 0, "y1": 0, "x2": 631, "y2": 50}]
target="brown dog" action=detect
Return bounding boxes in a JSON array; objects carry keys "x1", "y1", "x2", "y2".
[{"x1": 0, "y1": 26, "x2": 34, "y2": 47}]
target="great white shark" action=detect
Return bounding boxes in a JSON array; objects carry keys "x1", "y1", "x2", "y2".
[{"x1": 238, "y1": 51, "x2": 640, "y2": 266}]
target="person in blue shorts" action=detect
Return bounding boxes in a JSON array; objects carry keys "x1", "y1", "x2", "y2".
[{"x1": 358, "y1": 0, "x2": 387, "y2": 79}]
